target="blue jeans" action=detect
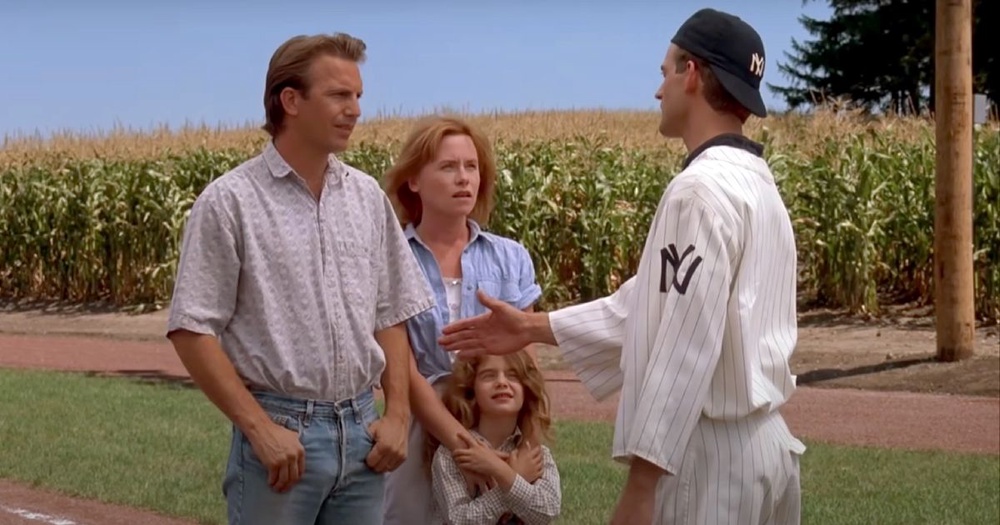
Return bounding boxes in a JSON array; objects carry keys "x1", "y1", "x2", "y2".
[{"x1": 222, "y1": 388, "x2": 385, "y2": 525}]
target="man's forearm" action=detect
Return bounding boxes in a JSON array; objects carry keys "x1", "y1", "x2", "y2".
[
  {"x1": 168, "y1": 330, "x2": 272, "y2": 440},
  {"x1": 624, "y1": 456, "x2": 668, "y2": 493},
  {"x1": 375, "y1": 323, "x2": 411, "y2": 422}
]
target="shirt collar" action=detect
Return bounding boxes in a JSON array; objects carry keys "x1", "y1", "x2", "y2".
[
  {"x1": 404, "y1": 219, "x2": 491, "y2": 246},
  {"x1": 471, "y1": 426, "x2": 524, "y2": 450},
  {"x1": 682, "y1": 132, "x2": 764, "y2": 169},
  {"x1": 263, "y1": 140, "x2": 346, "y2": 183}
]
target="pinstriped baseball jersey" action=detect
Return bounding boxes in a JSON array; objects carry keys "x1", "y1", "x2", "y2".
[{"x1": 549, "y1": 135, "x2": 805, "y2": 523}]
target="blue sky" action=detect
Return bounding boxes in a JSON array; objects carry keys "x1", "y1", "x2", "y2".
[{"x1": 1, "y1": 1, "x2": 833, "y2": 138}]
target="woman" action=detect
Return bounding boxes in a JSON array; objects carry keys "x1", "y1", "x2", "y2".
[{"x1": 381, "y1": 115, "x2": 544, "y2": 524}]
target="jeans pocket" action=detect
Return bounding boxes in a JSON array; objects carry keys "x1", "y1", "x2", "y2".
[
  {"x1": 359, "y1": 401, "x2": 380, "y2": 442},
  {"x1": 241, "y1": 412, "x2": 303, "y2": 460},
  {"x1": 269, "y1": 412, "x2": 303, "y2": 435}
]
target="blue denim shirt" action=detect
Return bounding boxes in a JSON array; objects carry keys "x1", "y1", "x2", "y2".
[{"x1": 404, "y1": 220, "x2": 542, "y2": 385}]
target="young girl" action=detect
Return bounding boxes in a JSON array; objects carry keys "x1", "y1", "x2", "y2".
[{"x1": 430, "y1": 350, "x2": 562, "y2": 525}]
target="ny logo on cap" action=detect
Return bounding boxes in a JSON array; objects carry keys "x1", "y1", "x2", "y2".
[{"x1": 750, "y1": 52, "x2": 764, "y2": 77}]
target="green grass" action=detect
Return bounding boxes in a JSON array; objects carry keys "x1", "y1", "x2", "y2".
[{"x1": 0, "y1": 368, "x2": 997, "y2": 525}]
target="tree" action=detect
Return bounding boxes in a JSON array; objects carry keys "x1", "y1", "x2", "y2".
[{"x1": 771, "y1": 0, "x2": 996, "y2": 115}]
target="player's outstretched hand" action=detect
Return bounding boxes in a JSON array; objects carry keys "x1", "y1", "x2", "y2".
[{"x1": 439, "y1": 289, "x2": 529, "y2": 359}]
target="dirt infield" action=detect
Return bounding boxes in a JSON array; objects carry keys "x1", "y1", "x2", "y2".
[
  {"x1": 2, "y1": 301, "x2": 997, "y2": 397},
  {"x1": 0, "y1": 305, "x2": 997, "y2": 525},
  {"x1": 0, "y1": 481, "x2": 193, "y2": 525}
]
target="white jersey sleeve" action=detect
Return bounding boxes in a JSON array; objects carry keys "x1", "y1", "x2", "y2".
[
  {"x1": 547, "y1": 276, "x2": 637, "y2": 401},
  {"x1": 620, "y1": 188, "x2": 738, "y2": 474}
]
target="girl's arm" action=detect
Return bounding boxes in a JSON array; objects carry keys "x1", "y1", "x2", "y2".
[
  {"x1": 431, "y1": 446, "x2": 508, "y2": 525},
  {"x1": 410, "y1": 353, "x2": 512, "y2": 492},
  {"x1": 497, "y1": 445, "x2": 562, "y2": 525},
  {"x1": 408, "y1": 352, "x2": 472, "y2": 451}
]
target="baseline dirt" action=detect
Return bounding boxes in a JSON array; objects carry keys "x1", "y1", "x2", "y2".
[
  {"x1": 2, "y1": 301, "x2": 997, "y2": 397},
  {"x1": 0, "y1": 481, "x2": 193, "y2": 525}
]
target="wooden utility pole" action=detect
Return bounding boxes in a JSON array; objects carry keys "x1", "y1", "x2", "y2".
[{"x1": 934, "y1": 0, "x2": 975, "y2": 361}]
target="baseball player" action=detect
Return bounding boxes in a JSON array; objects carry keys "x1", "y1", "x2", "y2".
[{"x1": 438, "y1": 8, "x2": 806, "y2": 525}]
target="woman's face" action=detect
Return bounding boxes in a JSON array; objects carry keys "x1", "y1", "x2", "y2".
[{"x1": 409, "y1": 134, "x2": 480, "y2": 221}]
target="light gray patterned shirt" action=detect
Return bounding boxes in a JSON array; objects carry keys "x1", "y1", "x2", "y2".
[{"x1": 166, "y1": 141, "x2": 435, "y2": 402}]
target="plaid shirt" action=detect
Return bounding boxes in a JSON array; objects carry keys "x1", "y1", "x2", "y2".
[{"x1": 431, "y1": 429, "x2": 562, "y2": 525}]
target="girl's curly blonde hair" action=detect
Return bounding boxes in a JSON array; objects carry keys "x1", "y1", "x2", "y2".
[{"x1": 423, "y1": 350, "x2": 553, "y2": 469}]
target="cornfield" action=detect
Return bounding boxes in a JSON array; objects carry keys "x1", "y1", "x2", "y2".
[{"x1": 1, "y1": 109, "x2": 997, "y2": 322}]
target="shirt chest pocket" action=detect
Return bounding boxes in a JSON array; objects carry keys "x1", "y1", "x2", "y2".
[
  {"x1": 475, "y1": 278, "x2": 522, "y2": 309},
  {"x1": 334, "y1": 240, "x2": 377, "y2": 317}
]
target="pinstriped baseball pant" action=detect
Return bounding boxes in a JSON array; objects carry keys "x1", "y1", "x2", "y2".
[{"x1": 654, "y1": 410, "x2": 803, "y2": 524}]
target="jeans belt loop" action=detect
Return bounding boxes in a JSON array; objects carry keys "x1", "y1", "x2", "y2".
[{"x1": 304, "y1": 399, "x2": 315, "y2": 427}]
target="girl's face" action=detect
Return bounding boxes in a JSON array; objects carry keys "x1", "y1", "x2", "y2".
[
  {"x1": 473, "y1": 355, "x2": 524, "y2": 418},
  {"x1": 408, "y1": 134, "x2": 480, "y2": 221}
]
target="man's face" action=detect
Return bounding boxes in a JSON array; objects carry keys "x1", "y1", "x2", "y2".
[
  {"x1": 286, "y1": 54, "x2": 363, "y2": 154},
  {"x1": 654, "y1": 44, "x2": 689, "y2": 138}
]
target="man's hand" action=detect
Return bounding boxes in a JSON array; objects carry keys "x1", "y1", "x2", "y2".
[
  {"x1": 370, "y1": 322, "x2": 411, "y2": 472},
  {"x1": 365, "y1": 413, "x2": 409, "y2": 472},
  {"x1": 609, "y1": 457, "x2": 665, "y2": 525},
  {"x1": 246, "y1": 420, "x2": 305, "y2": 493},
  {"x1": 168, "y1": 330, "x2": 306, "y2": 493},
  {"x1": 438, "y1": 290, "x2": 537, "y2": 359},
  {"x1": 507, "y1": 440, "x2": 543, "y2": 483},
  {"x1": 609, "y1": 491, "x2": 655, "y2": 525}
]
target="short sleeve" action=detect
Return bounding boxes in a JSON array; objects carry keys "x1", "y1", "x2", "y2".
[
  {"x1": 373, "y1": 192, "x2": 436, "y2": 331},
  {"x1": 165, "y1": 184, "x2": 241, "y2": 338},
  {"x1": 512, "y1": 243, "x2": 542, "y2": 310}
]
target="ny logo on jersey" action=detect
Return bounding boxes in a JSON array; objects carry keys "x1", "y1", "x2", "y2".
[{"x1": 659, "y1": 243, "x2": 703, "y2": 295}]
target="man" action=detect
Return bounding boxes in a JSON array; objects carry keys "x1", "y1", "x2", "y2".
[
  {"x1": 439, "y1": 9, "x2": 806, "y2": 525},
  {"x1": 165, "y1": 32, "x2": 436, "y2": 525}
]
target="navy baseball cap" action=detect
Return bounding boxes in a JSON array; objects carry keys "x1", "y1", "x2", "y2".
[{"x1": 670, "y1": 8, "x2": 768, "y2": 118}]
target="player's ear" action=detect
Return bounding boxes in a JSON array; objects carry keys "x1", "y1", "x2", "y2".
[{"x1": 684, "y1": 61, "x2": 701, "y2": 94}]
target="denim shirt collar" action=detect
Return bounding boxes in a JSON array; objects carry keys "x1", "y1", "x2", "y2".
[{"x1": 404, "y1": 219, "x2": 493, "y2": 249}]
